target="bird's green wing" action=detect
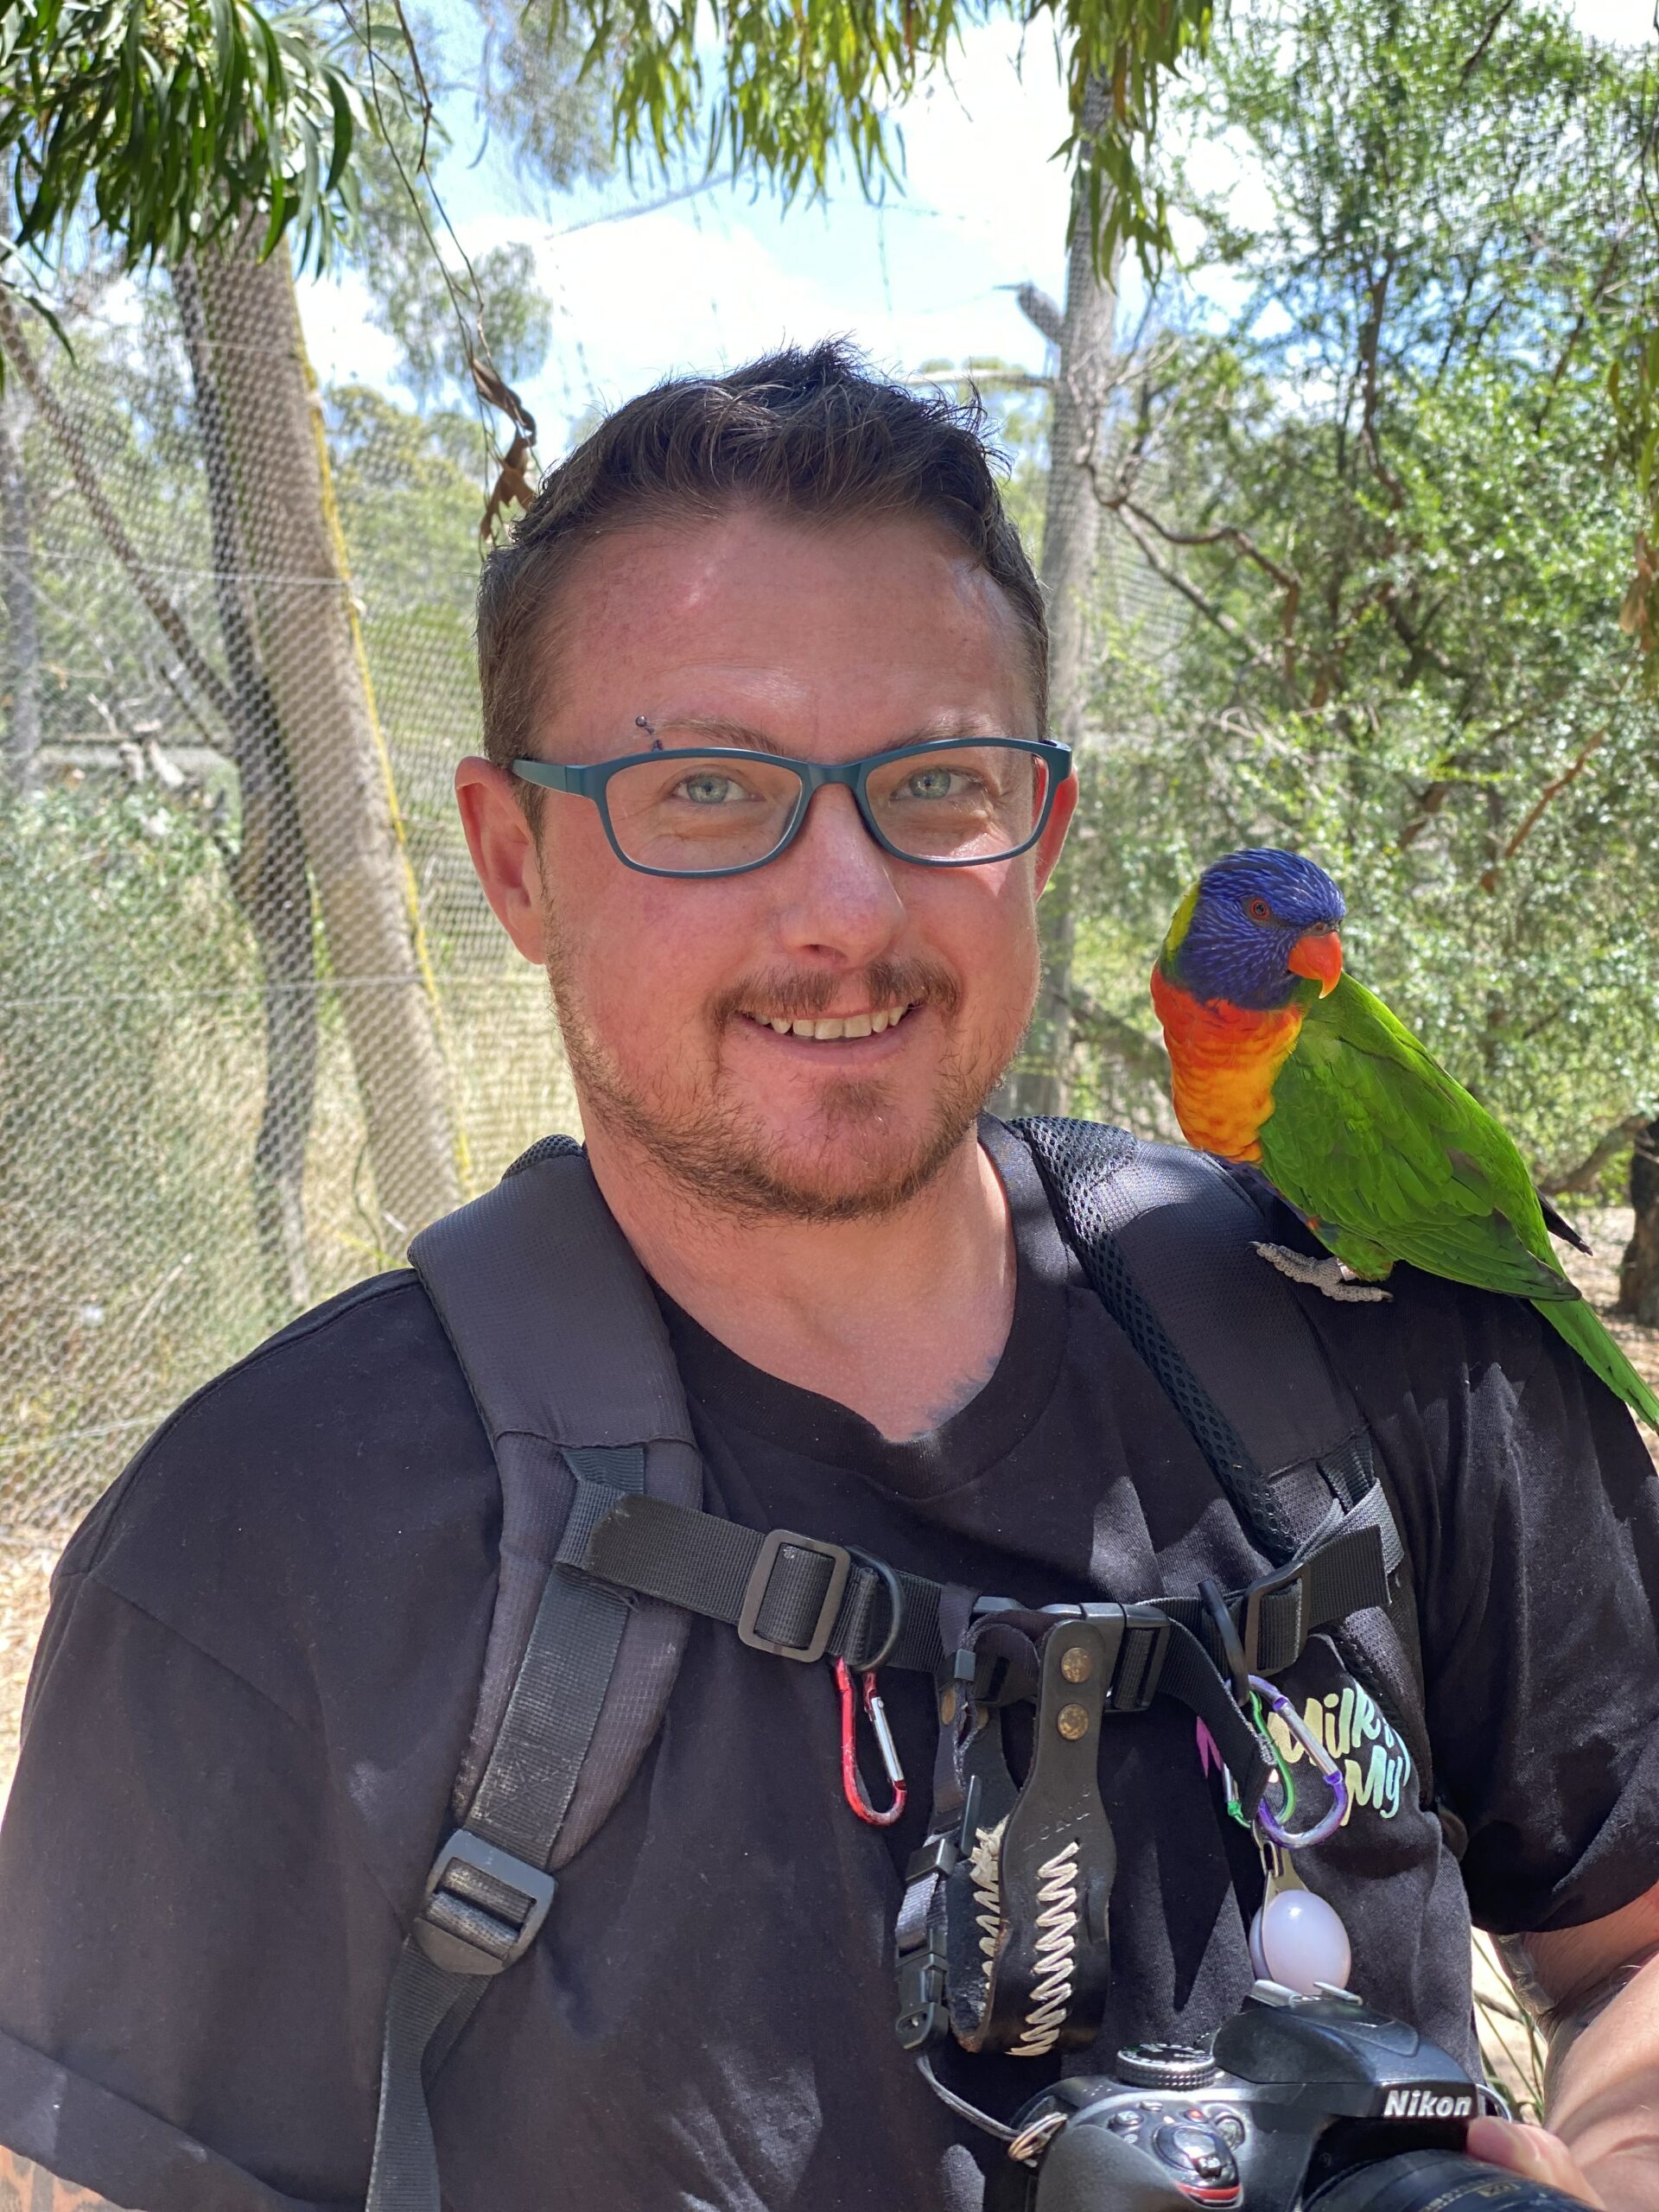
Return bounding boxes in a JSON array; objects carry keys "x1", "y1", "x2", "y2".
[{"x1": 1257, "y1": 977, "x2": 1577, "y2": 1303}]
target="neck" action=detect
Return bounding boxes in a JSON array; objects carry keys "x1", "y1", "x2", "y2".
[{"x1": 582, "y1": 1114, "x2": 1016, "y2": 1442}]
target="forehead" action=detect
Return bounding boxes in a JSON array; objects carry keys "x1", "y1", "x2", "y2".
[{"x1": 536, "y1": 507, "x2": 1039, "y2": 758}]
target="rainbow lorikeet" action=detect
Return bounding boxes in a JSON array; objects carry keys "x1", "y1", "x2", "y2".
[{"x1": 1151, "y1": 848, "x2": 1659, "y2": 1432}]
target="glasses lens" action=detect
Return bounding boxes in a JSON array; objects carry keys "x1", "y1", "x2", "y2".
[
  {"x1": 604, "y1": 753, "x2": 805, "y2": 874},
  {"x1": 865, "y1": 742, "x2": 1049, "y2": 863}
]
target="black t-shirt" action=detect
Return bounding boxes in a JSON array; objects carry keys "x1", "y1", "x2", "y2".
[{"x1": 3, "y1": 1128, "x2": 1659, "y2": 2212}]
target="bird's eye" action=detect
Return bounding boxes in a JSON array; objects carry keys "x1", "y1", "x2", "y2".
[{"x1": 1245, "y1": 896, "x2": 1273, "y2": 923}]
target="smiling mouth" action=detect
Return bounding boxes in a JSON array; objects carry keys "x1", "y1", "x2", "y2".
[{"x1": 737, "y1": 1002, "x2": 915, "y2": 1041}]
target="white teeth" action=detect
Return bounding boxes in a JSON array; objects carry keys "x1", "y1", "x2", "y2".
[{"x1": 747, "y1": 1003, "x2": 912, "y2": 1038}]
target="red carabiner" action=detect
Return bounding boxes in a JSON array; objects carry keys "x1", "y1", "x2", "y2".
[{"x1": 835, "y1": 1656, "x2": 907, "y2": 1827}]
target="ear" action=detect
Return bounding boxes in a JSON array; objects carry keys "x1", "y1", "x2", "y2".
[
  {"x1": 455, "y1": 757, "x2": 548, "y2": 963},
  {"x1": 1033, "y1": 766, "x2": 1079, "y2": 896}
]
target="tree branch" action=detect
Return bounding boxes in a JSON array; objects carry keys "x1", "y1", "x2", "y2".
[
  {"x1": 1537, "y1": 1115, "x2": 1648, "y2": 1198},
  {"x1": 0, "y1": 291, "x2": 239, "y2": 730},
  {"x1": 1478, "y1": 728, "x2": 1611, "y2": 892},
  {"x1": 1014, "y1": 282, "x2": 1065, "y2": 349},
  {"x1": 1399, "y1": 779, "x2": 1455, "y2": 849},
  {"x1": 1116, "y1": 498, "x2": 1300, "y2": 596},
  {"x1": 1104, "y1": 500, "x2": 1291, "y2": 685},
  {"x1": 1459, "y1": 0, "x2": 1519, "y2": 83},
  {"x1": 1068, "y1": 989, "x2": 1170, "y2": 1085}
]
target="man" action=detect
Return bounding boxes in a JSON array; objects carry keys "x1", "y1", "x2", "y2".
[{"x1": 2, "y1": 344, "x2": 1657, "y2": 2212}]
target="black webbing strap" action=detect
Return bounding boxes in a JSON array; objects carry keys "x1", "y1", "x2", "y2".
[
  {"x1": 561, "y1": 1477, "x2": 1395, "y2": 1682},
  {"x1": 1154, "y1": 1498, "x2": 1400, "y2": 1675},
  {"x1": 365, "y1": 1445, "x2": 644, "y2": 2212},
  {"x1": 564, "y1": 1481, "x2": 944, "y2": 1670}
]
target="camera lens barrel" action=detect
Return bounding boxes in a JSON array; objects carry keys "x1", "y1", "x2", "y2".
[{"x1": 1311, "y1": 2150, "x2": 1590, "y2": 2212}]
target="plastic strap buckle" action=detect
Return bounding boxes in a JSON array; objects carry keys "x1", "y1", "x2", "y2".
[
  {"x1": 736, "y1": 1529, "x2": 852, "y2": 1662},
  {"x1": 413, "y1": 1830, "x2": 557, "y2": 1978}
]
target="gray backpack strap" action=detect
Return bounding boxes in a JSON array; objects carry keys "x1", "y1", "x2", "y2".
[
  {"x1": 365, "y1": 1137, "x2": 701, "y2": 2212},
  {"x1": 1010, "y1": 1116, "x2": 1434, "y2": 1815}
]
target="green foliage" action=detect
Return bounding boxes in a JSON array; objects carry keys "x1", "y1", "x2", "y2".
[
  {"x1": 578, "y1": 0, "x2": 1207, "y2": 270},
  {"x1": 0, "y1": 0, "x2": 359, "y2": 300},
  {"x1": 326, "y1": 378, "x2": 488, "y2": 600},
  {"x1": 1071, "y1": 0, "x2": 1659, "y2": 1179},
  {"x1": 0, "y1": 780, "x2": 268, "y2": 1523}
]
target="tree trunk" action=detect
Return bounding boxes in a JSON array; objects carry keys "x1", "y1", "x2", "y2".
[
  {"x1": 999, "y1": 86, "x2": 1117, "y2": 1119},
  {"x1": 0, "y1": 368, "x2": 40, "y2": 791},
  {"x1": 189, "y1": 235, "x2": 459, "y2": 1252},
  {"x1": 1618, "y1": 1116, "x2": 1659, "y2": 1326},
  {"x1": 0, "y1": 200, "x2": 41, "y2": 792},
  {"x1": 175, "y1": 257, "x2": 317, "y2": 1317}
]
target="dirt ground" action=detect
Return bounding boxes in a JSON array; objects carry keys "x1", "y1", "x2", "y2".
[{"x1": 0, "y1": 1205, "x2": 1655, "y2": 2087}]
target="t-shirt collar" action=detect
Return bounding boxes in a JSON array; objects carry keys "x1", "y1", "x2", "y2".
[{"x1": 652, "y1": 1116, "x2": 1075, "y2": 1497}]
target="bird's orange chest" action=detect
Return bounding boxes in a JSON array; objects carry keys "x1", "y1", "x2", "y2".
[{"x1": 1150, "y1": 965, "x2": 1306, "y2": 1163}]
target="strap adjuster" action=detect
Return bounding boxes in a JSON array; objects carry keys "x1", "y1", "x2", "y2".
[
  {"x1": 736, "y1": 1529, "x2": 852, "y2": 1662},
  {"x1": 1241, "y1": 1557, "x2": 1310, "y2": 1674},
  {"x1": 1039, "y1": 1602, "x2": 1172, "y2": 1713},
  {"x1": 1105, "y1": 1607, "x2": 1172, "y2": 1712},
  {"x1": 413, "y1": 1830, "x2": 557, "y2": 1978}
]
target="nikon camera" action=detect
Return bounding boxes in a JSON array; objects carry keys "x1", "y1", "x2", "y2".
[{"x1": 987, "y1": 1982, "x2": 1581, "y2": 2212}]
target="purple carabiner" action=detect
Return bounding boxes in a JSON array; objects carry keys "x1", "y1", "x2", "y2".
[{"x1": 1249, "y1": 1675, "x2": 1348, "y2": 1849}]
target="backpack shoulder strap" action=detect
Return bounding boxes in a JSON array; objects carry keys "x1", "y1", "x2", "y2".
[
  {"x1": 408, "y1": 1134, "x2": 701, "y2": 1847},
  {"x1": 1009, "y1": 1116, "x2": 1434, "y2": 1815},
  {"x1": 366, "y1": 1136, "x2": 701, "y2": 2212}
]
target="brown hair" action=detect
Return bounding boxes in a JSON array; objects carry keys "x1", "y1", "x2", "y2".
[{"x1": 475, "y1": 341, "x2": 1048, "y2": 786}]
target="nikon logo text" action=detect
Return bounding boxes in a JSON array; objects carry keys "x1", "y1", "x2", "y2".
[{"x1": 1382, "y1": 2090, "x2": 1475, "y2": 2120}]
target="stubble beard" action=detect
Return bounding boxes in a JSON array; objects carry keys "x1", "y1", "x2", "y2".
[{"x1": 544, "y1": 935, "x2": 1018, "y2": 1225}]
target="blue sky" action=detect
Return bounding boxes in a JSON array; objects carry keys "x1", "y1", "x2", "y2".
[{"x1": 299, "y1": 0, "x2": 1656, "y2": 457}]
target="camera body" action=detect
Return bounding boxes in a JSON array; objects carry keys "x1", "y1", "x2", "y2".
[{"x1": 988, "y1": 1982, "x2": 1567, "y2": 2212}]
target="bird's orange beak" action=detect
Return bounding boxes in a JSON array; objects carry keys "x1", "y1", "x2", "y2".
[{"x1": 1287, "y1": 929, "x2": 1344, "y2": 996}]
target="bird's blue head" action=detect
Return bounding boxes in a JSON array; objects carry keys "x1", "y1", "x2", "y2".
[{"x1": 1161, "y1": 849, "x2": 1347, "y2": 1010}]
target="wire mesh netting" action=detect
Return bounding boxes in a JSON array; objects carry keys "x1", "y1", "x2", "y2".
[{"x1": 1, "y1": 247, "x2": 578, "y2": 1552}]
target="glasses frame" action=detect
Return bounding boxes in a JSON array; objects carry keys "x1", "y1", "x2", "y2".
[{"x1": 509, "y1": 735, "x2": 1074, "y2": 880}]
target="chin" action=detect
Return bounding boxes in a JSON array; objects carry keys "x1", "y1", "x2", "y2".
[{"x1": 704, "y1": 1084, "x2": 979, "y2": 1224}]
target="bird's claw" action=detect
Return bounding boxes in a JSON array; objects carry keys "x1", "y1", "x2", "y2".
[{"x1": 1252, "y1": 1243, "x2": 1393, "y2": 1303}]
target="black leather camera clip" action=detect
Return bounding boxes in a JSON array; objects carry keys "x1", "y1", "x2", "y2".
[{"x1": 895, "y1": 1600, "x2": 1272, "y2": 2063}]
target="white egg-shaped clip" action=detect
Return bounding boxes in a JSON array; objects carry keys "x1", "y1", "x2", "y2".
[{"x1": 1249, "y1": 1887, "x2": 1352, "y2": 1997}]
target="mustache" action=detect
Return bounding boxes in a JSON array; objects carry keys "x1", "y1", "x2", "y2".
[{"x1": 712, "y1": 957, "x2": 963, "y2": 1025}]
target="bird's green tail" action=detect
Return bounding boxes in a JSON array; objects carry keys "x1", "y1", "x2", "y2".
[{"x1": 1536, "y1": 1296, "x2": 1659, "y2": 1433}]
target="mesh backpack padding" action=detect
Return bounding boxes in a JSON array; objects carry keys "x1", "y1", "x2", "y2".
[{"x1": 1012, "y1": 1117, "x2": 1433, "y2": 1805}]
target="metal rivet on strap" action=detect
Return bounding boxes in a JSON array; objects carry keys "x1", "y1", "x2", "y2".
[
  {"x1": 1057, "y1": 1703, "x2": 1090, "y2": 1741},
  {"x1": 1060, "y1": 1643, "x2": 1093, "y2": 1683},
  {"x1": 938, "y1": 1687, "x2": 958, "y2": 1726}
]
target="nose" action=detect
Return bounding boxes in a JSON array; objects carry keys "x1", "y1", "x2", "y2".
[{"x1": 769, "y1": 783, "x2": 906, "y2": 966}]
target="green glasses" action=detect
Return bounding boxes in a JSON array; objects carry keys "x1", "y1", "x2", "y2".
[{"x1": 509, "y1": 736, "x2": 1072, "y2": 880}]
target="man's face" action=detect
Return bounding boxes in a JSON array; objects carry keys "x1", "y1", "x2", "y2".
[{"x1": 458, "y1": 506, "x2": 1074, "y2": 1222}]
